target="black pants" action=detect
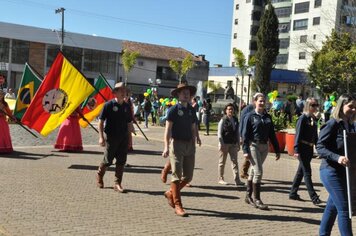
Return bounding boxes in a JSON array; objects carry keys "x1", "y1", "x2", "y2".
[
  {"x1": 102, "y1": 134, "x2": 128, "y2": 166},
  {"x1": 290, "y1": 145, "x2": 318, "y2": 201}
]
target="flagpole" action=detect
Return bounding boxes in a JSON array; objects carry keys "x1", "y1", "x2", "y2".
[
  {"x1": 133, "y1": 120, "x2": 149, "y2": 141},
  {"x1": 0, "y1": 108, "x2": 38, "y2": 138},
  {"x1": 78, "y1": 112, "x2": 98, "y2": 133},
  {"x1": 343, "y1": 130, "x2": 353, "y2": 219}
]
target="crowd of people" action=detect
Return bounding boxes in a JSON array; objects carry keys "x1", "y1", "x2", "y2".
[{"x1": 1, "y1": 82, "x2": 355, "y2": 235}]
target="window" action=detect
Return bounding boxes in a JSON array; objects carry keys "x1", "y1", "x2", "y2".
[
  {"x1": 271, "y1": 0, "x2": 290, "y2": 2},
  {"x1": 62, "y1": 46, "x2": 82, "y2": 69},
  {"x1": 156, "y1": 66, "x2": 176, "y2": 81},
  {"x1": 252, "y1": 11, "x2": 262, "y2": 21},
  {"x1": 12, "y1": 40, "x2": 29, "y2": 64},
  {"x1": 84, "y1": 49, "x2": 116, "y2": 74},
  {"x1": 343, "y1": 16, "x2": 356, "y2": 26},
  {"x1": 231, "y1": 62, "x2": 235, "y2": 67},
  {"x1": 314, "y1": 0, "x2": 322, "y2": 7},
  {"x1": 234, "y1": 19, "x2": 238, "y2": 25},
  {"x1": 313, "y1": 34, "x2": 317, "y2": 40},
  {"x1": 294, "y1": 2, "x2": 310, "y2": 14},
  {"x1": 253, "y1": 0, "x2": 263, "y2": 6},
  {"x1": 250, "y1": 25, "x2": 259, "y2": 36},
  {"x1": 249, "y1": 40, "x2": 257, "y2": 50},
  {"x1": 233, "y1": 33, "x2": 237, "y2": 39},
  {"x1": 274, "y1": 7, "x2": 292, "y2": 18},
  {"x1": 246, "y1": 0, "x2": 251, "y2": 3},
  {"x1": 232, "y1": 47, "x2": 236, "y2": 53},
  {"x1": 300, "y1": 35, "x2": 307, "y2": 43},
  {"x1": 293, "y1": 19, "x2": 308, "y2": 30},
  {"x1": 299, "y1": 52, "x2": 306, "y2": 59},
  {"x1": 279, "y1": 38, "x2": 290, "y2": 49},
  {"x1": 236, "y1": 4, "x2": 239, "y2": 10},
  {"x1": 138, "y1": 61, "x2": 144, "y2": 66},
  {"x1": 276, "y1": 54, "x2": 288, "y2": 64},
  {"x1": 278, "y1": 23, "x2": 290, "y2": 33},
  {"x1": 313, "y1": 17, "x2": 320, "y2": 25},
  {"x1": 0, "y1": 38, "x2": 10, "y2": 62}
]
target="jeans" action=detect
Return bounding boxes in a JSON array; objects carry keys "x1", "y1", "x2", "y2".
[
  {"x1": 319, "y1": 168, "x2": 352, "y2": 236},
  {"x1": 290, "y1": 145, "x2": 318, "y2": 201},
  {"x1": 144, "y1": 111, "x2": 150, "y2": 128}
]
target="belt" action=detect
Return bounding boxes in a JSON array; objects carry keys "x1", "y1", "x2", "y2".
[
  {"x1": 252, "y1": 140, "x2": 267, "y2": 144},
  {"x1": 300, "y1": 140, "x2": 314, "y2": 147},
  {"x1": 173, "y1": 139, "x2": 192, "y2": 143}
]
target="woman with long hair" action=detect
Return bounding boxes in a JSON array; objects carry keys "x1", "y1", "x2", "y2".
[
  {"x1": 317, "y1": 94, "x2": 356, "y2": 236},
  {"x1": 0, "y1": 90, "x2": 14, "y2": 153}
]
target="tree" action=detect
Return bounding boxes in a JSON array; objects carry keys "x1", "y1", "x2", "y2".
[
  {"x1": 169, "y1": 54, "x2": 195, "y2": 84},
  {"x1": 254, "y1": 1, "x2": 279, "y2": 95},
  {"x1": 308, "y1": 30, "x2": 356, "y2": 96},
  {"x1": 203, "y1": 80, "x2": 221, "y2": 102},
  {"x1": 122, "y1": 49, "x2": 140, "y2": 85}
]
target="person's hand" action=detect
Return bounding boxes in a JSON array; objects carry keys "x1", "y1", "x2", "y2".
[
  {"x1": 244, "y1": 153, "x2": 251, "y2": 160},
  {"x1": 196, "y1": 137, "x2": 202, "y2": 146},
  {"x1": 338, "y1": 156, "x2": 350, "y2": 167},
  {"x1": 99, "y1": 137, "x2": 105, "y2": 147},
  {"x1": 276, "y1": 153, "x2": 281, "y2": 161},
  {"x1": 219, "y1": 144, "x2": 227, "y2": 152},
  {"x1": 162, "y1": 147, "x2": 169, "y2": 158},
  {"x1": 293, "y1": 153, "x2": 299, "y2": 158}
]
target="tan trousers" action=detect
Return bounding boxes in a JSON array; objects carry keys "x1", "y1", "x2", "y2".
[
  {"x1": 170, "y1": 139, "x2": 196, "y2": 183},
  {"x1": 248, "y1": 143, "x2": 269, "y2": 183},
  {"x1": 218, "y1": 143, "x2": 240, "y2": 183}
]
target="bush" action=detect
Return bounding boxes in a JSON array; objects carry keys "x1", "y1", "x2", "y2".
[{"x1": 269, "y1": 111, "x2": 287, "y2": 131}]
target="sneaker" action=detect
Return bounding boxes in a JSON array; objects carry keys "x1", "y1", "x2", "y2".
[
  {"x1": 289, "y1": 194, "x2": 303, "y2": 201},
  {"x1": 218, "y1": 179, "x2": 228, "y2": 185},
  {"x1": 235, "y1": 179, "x2": 245, "y2": 186},
  {"x1": 312, "y1": 197, "x2": 323, "y2": 205}
]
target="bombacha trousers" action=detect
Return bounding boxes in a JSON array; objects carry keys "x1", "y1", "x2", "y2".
[
  {"x1": 248, "y1": 142, "x2": 269, "y2": 184},
  {"x1": 170, "y1": 139, "x2": 196, "y2": 183}
]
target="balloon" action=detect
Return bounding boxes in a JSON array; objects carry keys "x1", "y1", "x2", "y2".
[
  {"x1": 147, "y1": 89, "x2": 152, "y2": 94},
  {"x1": 171, "y1": 101, "x2": 176, "y2": 105},
  {"x1": 269, "y1": 98, "x2": 274, "y2": 103},
  {"x1": 330, "y1": 95, "x2": 335, "y2": 102},
  {"x1": 159, "y1": 98, "x2": 164, "y2": 103},
  {"x1": 144, "y1": 92, "x2": 149, "y2": 97},
  {"x1": 173, "y1": 98, "x2": 178, "y2": 103},
  {"x1": 272, "y1": 90, "x2": 278, "y2": 98},
  {"x1": 164, "y1": 98, "x2": 169, "y2": 102},
  {"x1": 331, "y1": 101, "x2": 337, "y2": 107},
  {"x1": 268, "y1": 92, "x2": 273, "y2": 99}
]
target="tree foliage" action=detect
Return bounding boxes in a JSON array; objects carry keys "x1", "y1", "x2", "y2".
[
  {"x1": 169, "y1": 54, "x2": 195, "y2": 84},
  {"x1": 254, "y1": 2, "x2": 279, "y2": 94},
  {"x1": 122, "y1": 49, "x2": 140, "y2": 85},
  {"x1": 203, "y1": 80, "x2": 221, "y2": 102},
  {"x1": 308, "y1": 30, "x2": 356, "y2": 96}
]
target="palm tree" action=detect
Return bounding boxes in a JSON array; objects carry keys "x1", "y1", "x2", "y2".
[
  {"x1": 122, "y1": 49, "x2": 140, "y2": 85},
  {"x1": 169, "y1": 54, "x2": 195, "y2": 84}
]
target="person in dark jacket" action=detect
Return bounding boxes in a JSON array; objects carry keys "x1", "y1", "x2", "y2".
[
  {"x1": 217, "y1": 103, "x2": 243, "y2": 186},
  {"x1": 289, "y1": 97, "x2": 322, "y2": 205},
  {"x1": 242, "y1": 93, "x2": 280, "y2": 210},
  {"x1": 317, "y1": 94, "x2": 356, "y2": 236}
]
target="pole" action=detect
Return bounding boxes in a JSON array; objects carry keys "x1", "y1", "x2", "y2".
[
  {"x1": 239, "y1": 75, "x2": 244, "y2": 119},
  {"x1": 247, "y1": 74, "x2": 251, "y2": 105},
  {"x1": 55, "y1": 8, "x2": 65, "y2": 51},
  {"x1": 343, "y1": 130, "x2": 353, "y2": 219}
]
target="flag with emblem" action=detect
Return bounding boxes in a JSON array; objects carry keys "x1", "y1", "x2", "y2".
[
  {"x1": 13, "y1": 63, "x2": 43, "y2": 119},
  {"x1": 21, "y1": 52, "x2": 95, "y2": 136},
  {"x1": 79, "y1": 74, "x2": 114, "y2": 128}
]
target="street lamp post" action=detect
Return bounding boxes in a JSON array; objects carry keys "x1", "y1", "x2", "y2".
[
  {"x1": 235, "y1": 73, "x2": 239, "y2": 103},
  {"x1": 55, "y1": 7, "x2": 65, "y2": 50},
  {"x1": 246, "y1": 67, "x2": 254, "y2": 104},
  {"x1": 148, "y1": 78, "x2": 161, "y2": 97}
]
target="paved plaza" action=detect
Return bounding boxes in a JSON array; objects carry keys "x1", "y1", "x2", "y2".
[{"x1": 1, "y1": 124, "x2": 355, "y2": 235}]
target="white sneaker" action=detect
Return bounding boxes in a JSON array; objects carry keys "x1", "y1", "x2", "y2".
[{"x1": 218, "y1": 179, "x2": 228, "y2": 185}]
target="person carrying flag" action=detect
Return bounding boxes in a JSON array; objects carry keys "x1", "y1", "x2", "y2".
[{"x1": 96, "y1": 82, "x2": 135, "y2": 193}]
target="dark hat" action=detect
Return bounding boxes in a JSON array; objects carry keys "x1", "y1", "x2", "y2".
[{"x1": 171, "y1": 83, "x2": 197, "y2": 97}]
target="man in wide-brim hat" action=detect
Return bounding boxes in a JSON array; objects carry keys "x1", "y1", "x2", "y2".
[{"x1": 162, "y1": 82, "x2": 201, "y2": 217}]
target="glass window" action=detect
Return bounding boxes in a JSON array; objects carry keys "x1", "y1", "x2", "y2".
[
  {"x1": 0, "y1": 38, "x2": 9, "y2": 62},
  {"x1": 271, "y1": 0, "x2": 290, "y2": 2},
  {"x1": 313, "y1": 34, "x2": 317, "y2": 40},
  {"x1": 156, "y1": 66, "x2": 176, "y2": 81},
  {"x1": 300, "y1": 35, "x2": 307, "y2": 43},
  {"x1": 252, "y1": 11, "x2": 262, "y2": 21},
  {"x1": 279, "y1": 38, "x2": 290, "y2": 49},
  {"x1": 278, "y1": 23, "x2": 290, "y2": 33},
  {"x1": 233, "y1": 33, "x2": 237, "y2": 39},
  {"x1": 249, "y1": 41, "x2": 257, "y2": 50},
  {"x1": 253, "y1": 0, "x2": 263, "y2": 6},
  {"x1": 46, "y1": 44, "x2": 61, "y2": 67},
  {"x1": 314, "y1": 0, "x2": 322, "y2": 7},
  {"x1": 236, "y1": 4, "x2": 239, "y2": 10},
  {"x1": 246, "y1": 0, "x2": 251, "y2": 3},
  {"x1": 299, "y1": 52, "x2": 306, "y2": 59},
  {"x1": 84, "y1": 49, "x2": 117, "y2": 74},
  {"x1": 294, "y1": 2, "x2": 310, "y2": 14},
  {"x1": 293, "y1": 19, "x2": 308, "y2": 30},
  {"x1": 274, "y1": 7, "x2": 292, "y2": 18},
  {"x1": 313, "y1": 17, "x2": 320, "y2": 25},
  {"x1": 235, "y1": 19, "x2": 238, "y2": 25},
  {"x1": 62, "y1": 46, "x2": 82, "y2": 69},
  {"x1": 276, "y1": 54, "x2": 288, "y2": 64},
  {"x1": 250, "y1": 25, "x2": 259, "y2": 36},
  {"x1": 12, "y1": 40, "x2": 29, "y2": 64}
]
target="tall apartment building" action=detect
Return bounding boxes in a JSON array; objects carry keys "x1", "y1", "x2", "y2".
[{"x1": 230, "y1": 0, "x2": 355, "y2": 71}]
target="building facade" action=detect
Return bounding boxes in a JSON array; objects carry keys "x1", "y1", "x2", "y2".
[{"x1": 230, "y1": 0, "x2": 356, "y2": 71}]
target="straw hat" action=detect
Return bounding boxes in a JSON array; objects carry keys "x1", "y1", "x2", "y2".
[
  {"x1": 171, "y1": 82, "x2": 197, "y2": 97},
  {"x1": 113, "y1": 82, "x2": 126, "y2": 91}
]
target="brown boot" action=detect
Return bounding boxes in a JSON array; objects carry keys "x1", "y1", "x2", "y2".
[
  {"x1": 171, "y1": 182, "x2": 187, "y2": 217},
  {"x1": 161, "y1": 161, "x2": 171, "y2": 183},
  {"x1": 253, "y1": 183, "x2": 268, "y2": 210},
  {"x1": 240, "y1": 160, "x2": 250, "y2": 179},
  {"x1": 96, "y1": 164, "x2": 107, "y2": 188},
  {"x1": 164, "y1": 180, "x2": 188, "y2": 209},
  {"x1": 114, "y1": 164, "x2": 126, "y2": 193},
  {"x1": 245, "y1": 180, "x2": 255, "y2": 206}
]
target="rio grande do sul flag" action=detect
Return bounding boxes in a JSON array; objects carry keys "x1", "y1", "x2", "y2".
[
  {"x1": 13, "y1": 63, "x2": 42, "y2": 119},
  {"x1": 21, "y1": 52, "x2": 95, "y2": 136},
  {"x1": 79, "y1": 74, "x2": 114, "y2": 128}
]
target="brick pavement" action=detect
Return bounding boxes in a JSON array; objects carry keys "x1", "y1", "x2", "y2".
[{"x1": 0, "y1": 124, "x2": 355, "y2": 235}]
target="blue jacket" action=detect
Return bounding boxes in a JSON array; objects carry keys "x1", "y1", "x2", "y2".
[{"x1": 294, "y1": 114, "x2": 318, "y2": 154}]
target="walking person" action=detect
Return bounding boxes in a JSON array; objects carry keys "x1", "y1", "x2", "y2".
[
  {"x1": 162, "y1": 82, "x2": 201, "y2": 217},
  {"x1": 203, "y1": 98, "x2": 212, "y2": 135},
  {"x1": 289, "y1": 97, "x2": 322, "y2": 205},
  {"x1": 323, "y1": 95, "x2": 332, "y2": 123},
  {"x1": 0, "y1": 90, "x2": 15, "y2": 153},
  {"x1": 95, "y1": 82, "x2": 135, "y2": 193},
  {"x1": 242, "y1": 93, "x2": 281, "y2": 210},
  {"x1": 143, "y1": 97, "x2": 152, "y2": 128},
  {"x1": 217, "y1": 103, "x2": 243, "y2": 186},
  {"x1": 317, "y1": 94, "x2": 356, "y2": 236}
]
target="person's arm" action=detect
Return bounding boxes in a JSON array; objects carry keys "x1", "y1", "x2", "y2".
[
  {"x1": 293, "y1": 115, "x2": 303, "y2": 156},
  {"x1": 268, "y1": 116, "x2": 281, "y2": 160},
  {"x1": 316, "y1": 120, "x2": 341, "y2": 163},
  {"x1": 162, "y1": 120, "x2": 173, "y2": 158},
  {"x1": 242, "y1": 115, "x2": 252, "y2": 156},
  {"x1": 217, "y1": 119, "x2": 224, "y2": 145},
  {"x1": 98, "y1": 119, "x2": 105, "y2": 147}
]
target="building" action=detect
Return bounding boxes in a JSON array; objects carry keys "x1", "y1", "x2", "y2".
[
  {"x1": 0, "y1": 21, "x2": 209, "y2": 97},
  {"x1": 230, "y1": 0, "x2": 356, "y2": 71}
]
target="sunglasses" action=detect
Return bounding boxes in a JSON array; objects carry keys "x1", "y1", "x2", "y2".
[{"x1": 311, "y1": 104, "x2": 319, "y2": 107}]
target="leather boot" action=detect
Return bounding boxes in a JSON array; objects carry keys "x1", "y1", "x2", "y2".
[
  {"x1": 96, "y1": 163, "x2": 107, "y2": 188},
  {"x1": 164, "y1": 180, "x2": 188, "y2": 209},
  {"x1": 171, "y1": 181, "x2": 187, "y2": 217},
  {"x1": 253, "y1": 183, "x2": 268, "y2": 210},
  {"x1": 114, "y1": 164, "x2": 126, "y2": 193},
  {"x1": 240, "y1": 160, "x2": 250, "y2": 179},
  {"x1": 161, "y1": 161, "x2": 171, "y2": 183},
  {"x1": 245, "y1": 180, "x2": 255, "y2": 206}
]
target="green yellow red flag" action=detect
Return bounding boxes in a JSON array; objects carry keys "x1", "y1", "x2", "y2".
[
  {"x1": 13, "y1": 63, "x2": 42, "y2": 119},
  {"x1": 21, "y1": 52, "x2": 95, "y2": 136},
  {"x1": 79, "y1": 74, "x2": 114, "y2": 128}
]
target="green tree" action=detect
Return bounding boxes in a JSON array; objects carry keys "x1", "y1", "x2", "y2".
[
  {"x1": 254, "y1": 1, "x2": 279, "y2": 95},
  {"x1": 122, "y1": 49, "x2": 140, "y2": 85},
  {"x1": 308, "y1": 30, "x2": 356, "y2": 96},
  {"x1": 203, "y1": 80, "x2": 221, "y2": 102},
  {"x1": 169, "y1": 54, "x2": 195, "y2": 84}
]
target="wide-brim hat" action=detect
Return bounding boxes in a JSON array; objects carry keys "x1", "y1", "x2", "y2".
[
  {"x1": 171, "y1": 83, "x2": 197, "y2": 97},
  {"x1": 112, "y1": 82, "x2": 126, "y2": 91}
]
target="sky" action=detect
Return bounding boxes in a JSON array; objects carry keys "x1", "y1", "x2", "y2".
[{"x1": 1, "y1": 0, "x2": 234, "y2": 66}]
